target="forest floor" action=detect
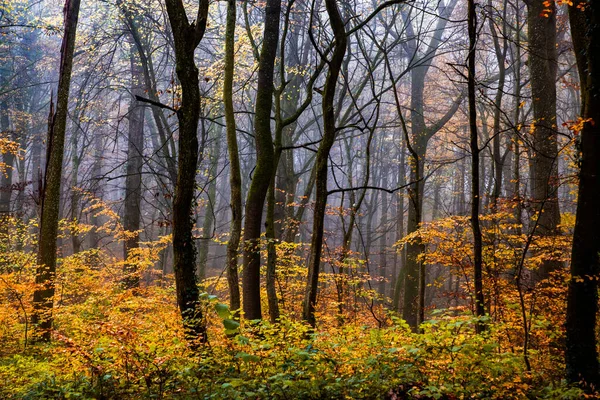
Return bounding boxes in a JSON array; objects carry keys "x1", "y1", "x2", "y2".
[{"x1": 0, "y1": 273, "x2": 589, "y2": 399}]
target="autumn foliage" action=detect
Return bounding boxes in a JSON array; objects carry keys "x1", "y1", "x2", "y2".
[{"x1": 0, "y1": 201, "x2": 591, "y2": 399}]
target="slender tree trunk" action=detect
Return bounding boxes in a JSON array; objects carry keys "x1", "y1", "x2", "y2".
[
  {"x1": 69, "y1": 120, "x2": 81, "y2": 255},
  {"x1": 123, "y1": 46, "x2": 146, "y2": 289},
  {"x1": 489, "y1": 0, "x2": 507, "y2": 209},
  {"x1": 120, "y1": 2, "x2": 177, "y2": 185},
  {"x1": 403, "y1": 148, "x2": 425, "y2": 329},
  {"x1": 197, "y1": 124, "x2": 221, "y2": 281},
  {"x1": 223, "y1": 0, "x2": 241, "y2": 315},
  {"x1": 513, "y1": 6, "x2": 523, "y2": 232},
  {"x1": 266, "y1": 171, "x2": 281, "y2": 322},
  {"x1": 32, "y1": 0, "x2": 81, "y2": 342},
  {"x1": 302, "y1": 0, "x2": 346, "y2": 327},
  {"x1": 0, "y1": 101, "x2": 14, "y2": 226},
  {"x1": 285, "y1": 165, "x2": 316, "y2": 243},
  {"x1": 30, "y1": 123, "x2": 43, "y2": 217},
  {"x1": 392, "y1": 146, "x2": 406, "y2": 311},
  {"x1": 378, "y1": 166, "x2": 388, "y2": 297},
  {"x1": 88, "y1": 133, "x2": 102, "y2": 249},
  {"x1": 468, "y1": 0, "x2": 486, "y2": 333}
]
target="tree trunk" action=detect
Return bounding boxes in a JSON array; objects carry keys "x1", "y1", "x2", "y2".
[
  {"x1": 302, "y1": 0, "x2": 346, "y2": 327},
  {"x1": 88, "y1": 133, "x2": 102, "y2": 249},
  {"x1": 468, "y1": 0, "x2": 486, "y2": 333},
  {"x1": 266, "y1": 173, "x2": 281, "y2": 322},
  {"x1": 565, "y1": 0, "x2": 600, "y2": 388},
  {"x1": 489, "y1": 0, "x2": 508, "y2": 209},
  {"x1": 197, "y1": 124, "x2": 221, "y2": 281},
  {"x1": 403, "y1": 148, "x2": 425, "y2": 329},
  {"x1": 123, "y1": 46, "x2": 146, "y2": 289},
  {"x1": 400, "y1": 1, "x2": 461, "y2": 329},
  {"x1": 223, "y1": 0, "x2": 241, "y2": 315},
  {"x1": 242, "y1": 0, "x2": 280, "y2": 320},
  {"x1": 378, "y1": 166, "x2": 389, "y2": 297},
  {"x1": 164, "y1": 0, "x2": 209, "y2": 344},
  {"x1": 527, "y1": 0, "x2": 561, "y2": 280},
  {"x1": 32, "y1": 0, "x2": 81, "y2": 342},
  {"x1": 120, "y1": 1, "x2": 177, "y2": 186},
  {"x1": 392, "y1": 146, "x2": 406, "y2": 311},
  {"x1": 69, "y1": 112, "x2": 81, "y2": 255},
  {"x1": 0, "y1": 101, "x2": 14, "y2": 227}
]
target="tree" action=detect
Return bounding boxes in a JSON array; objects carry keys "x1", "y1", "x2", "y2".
[
  {"x1": 32, "y1": 0, "x2": 81, "y2": 342},
  {"x1": 223, "y1": 0, "x2": 241, "y2": 315},
  {"x1": 487, "y1": 0, "x2": 508, "y2": 209},
  {"x1": 302, "y1": 0, "x2": 347, "y2": 327},
  {"x1": 565, "y1": 0, "x2": 600, "y2": 388},
  {"x1": 400, "y1": 1, "x2": 462, "y2": 330},
  {"x1": 467, "y1": 0, "x2": 486, "y2": 332},
  {"x1": 242, "y1": 0, "x2": 281, "y2": 320},
  {"x1": 122, "y1": 45, "x2": 145, "y2": 289},
  {"x1": 0, "y1": 101, "x2": 14, "y2": 227},
  {"x1": 163, "y1": 0, "x2": 209, "y2": 344},
  {"x1": 526, "y1": 0, "x2": 561, "y2": 280}
]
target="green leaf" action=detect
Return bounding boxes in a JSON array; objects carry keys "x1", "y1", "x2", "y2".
[
  {"x1": 236, "y1": 351, "x2": 259, "y2": 362},
  {"x1": 215, "y1": 303, "x2": 231, "y2": 320},
  {"x1": 236, "y1": 335, "x2": 250, "y2": 345},
  {"x1": 223, "y1": 318, "x2": 240, "y2": 332}
]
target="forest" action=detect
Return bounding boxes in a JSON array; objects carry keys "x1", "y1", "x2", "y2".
[{"x1": 1, "y1": 0, "x2": 600, "y2": 398}]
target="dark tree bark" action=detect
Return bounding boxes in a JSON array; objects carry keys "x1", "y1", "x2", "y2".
[
  {"x1": 264, "y1": 3, "x2": 314, "y2": 323},
  {"x1": 565, "y1": 0, "x2": 600, "y2": 388},
  {"x1": 123, "y1": 46, "x2": 146, "y2": 289},
  {"x1": 302, "y1": 0, "x2": 347, "y2": 328},
  {"x1": 526, "y1": 0, "x2": 561, "y2": 280},
  {"x1": 242, "y1": 0, "x2": 281, "y2": 320},
  {"x1": 31, "y1": 0, "x2": 81, "y2": 342},
  {"x1": 164, "y1": 0, "x2": 209, "y2": 344},
  {"x1": 223, "y1": 0, "x2": 241, "y2": 315},
  {"x1": 468, "y1": 0, "x2": 486, "y2": 333}
]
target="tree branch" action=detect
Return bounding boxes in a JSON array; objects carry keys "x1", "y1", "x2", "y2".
[{"x1": 135, "y1": 95, "x2": 176, "y2": 113}]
